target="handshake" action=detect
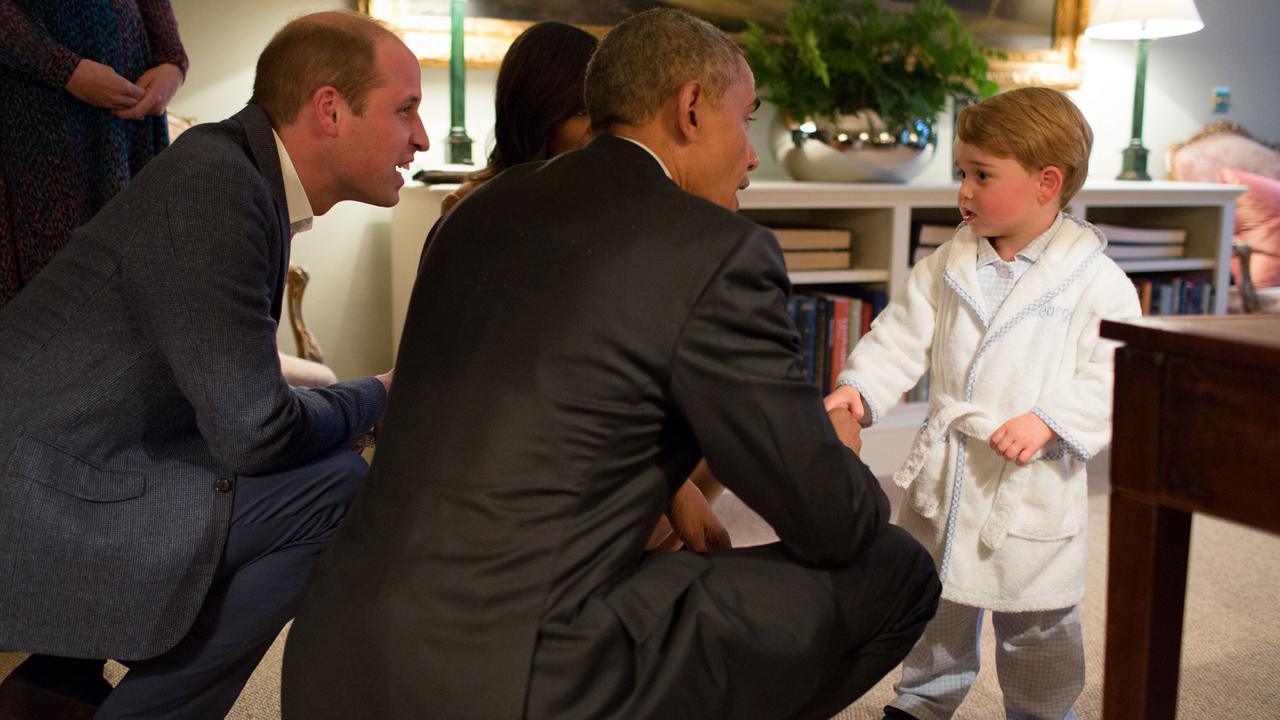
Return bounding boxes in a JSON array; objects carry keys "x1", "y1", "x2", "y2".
[{"x1": 824, "y1": 384, "x2": 866, "y2": 455}]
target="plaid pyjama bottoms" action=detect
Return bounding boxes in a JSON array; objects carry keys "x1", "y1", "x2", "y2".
[{"x1": 886, "y1": 598, "x2": 1084, "y2": 720}]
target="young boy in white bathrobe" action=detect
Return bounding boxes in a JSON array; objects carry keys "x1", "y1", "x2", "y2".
[{"x1": 824, "y1": 87, "x2": 1141, "y2": 720}]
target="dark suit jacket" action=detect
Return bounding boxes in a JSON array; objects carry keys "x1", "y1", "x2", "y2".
[
  {"x1": 0, "y1": 105, "x2": 385, "y2": 660},
  {"x1": 283, "y1": 136, "x2": 887, "y2": 718}
]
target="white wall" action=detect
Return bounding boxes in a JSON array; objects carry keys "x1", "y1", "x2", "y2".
[
  {"x1": 1070, "y1": 0, "x2": 1280, "y2": 181},
  {"x1": 166, "y1": 0, "x2": 1280, "y2": 375}
]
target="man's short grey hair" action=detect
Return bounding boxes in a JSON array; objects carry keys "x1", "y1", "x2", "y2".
[{"x1": 585, "y1": 8, "x2": 743, "y2": 134}]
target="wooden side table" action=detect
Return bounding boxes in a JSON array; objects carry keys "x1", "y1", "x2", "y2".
[{"x1": 1100, "y1": 315, "x2": 1280, "y2": 718}]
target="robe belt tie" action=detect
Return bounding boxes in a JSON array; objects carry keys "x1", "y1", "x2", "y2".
[{"x1": 892, "y1": 397, "x2": 1039, "y2": 551}]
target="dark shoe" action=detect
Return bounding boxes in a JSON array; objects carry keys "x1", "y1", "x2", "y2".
[
  {"x1": 883, "y1": 707, "x2": 921, "y2": 720},
  {"x1": 0, "y1": 655, "x2": 110, "y2": 720}
]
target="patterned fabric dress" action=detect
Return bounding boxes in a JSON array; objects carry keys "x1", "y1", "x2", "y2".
[{"x1": 0, "y1": 0, "x2": 187, "y2": 306}]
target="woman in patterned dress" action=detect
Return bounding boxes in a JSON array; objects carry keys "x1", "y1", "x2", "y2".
[{"x1": 0, "y1": 0, "x2": 187, "y2": 307}]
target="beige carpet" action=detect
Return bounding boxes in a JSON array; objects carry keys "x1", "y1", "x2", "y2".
[{"x1": 5, "y1": 456, "x2": 1280, "y2": 718}]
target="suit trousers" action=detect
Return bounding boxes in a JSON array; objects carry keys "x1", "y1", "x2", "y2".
[
  {"x1": 94, "y1": 448, "x2": 368, "y2": 719},
  {"x1": 525, "y1": 523, "x2": 941, "y2": 720},
  {"x1": 784, "y1": 524, "x2": 941, "y2": 720}
]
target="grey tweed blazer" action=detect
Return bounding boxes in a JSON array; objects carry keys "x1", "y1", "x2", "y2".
[{"x1": 0, "y1": 104, "x2": 386, "y2": 661}]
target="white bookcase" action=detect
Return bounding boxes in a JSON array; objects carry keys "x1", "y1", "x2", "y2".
[
  {"x1": 389, "y1": 179, "x2": 1243, "y2": 476},
  {"x1": 738, "y1": 179, "x2": 1241, "y2": 306}
]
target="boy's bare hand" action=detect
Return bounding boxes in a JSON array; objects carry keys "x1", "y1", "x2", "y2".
[
  {"x1": 823, "y1": 384, "x2": 865, "y2": 421},
  {"x1": 989, "y1": 412, "x2": 1056, "y2": 465}
]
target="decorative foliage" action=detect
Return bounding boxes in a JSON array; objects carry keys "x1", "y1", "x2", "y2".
[{"x1": 742, "y1": 0, "x2": 1000, "y2": 134}]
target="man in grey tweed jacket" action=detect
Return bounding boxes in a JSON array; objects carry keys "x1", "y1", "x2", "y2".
[{"x1": 0, "y1": 11, "x2": 427, "y2": 719}]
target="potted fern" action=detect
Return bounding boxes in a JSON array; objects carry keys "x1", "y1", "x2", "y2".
[{"x1": 742, "y1": 0, "x2": 999, "y2": 182}]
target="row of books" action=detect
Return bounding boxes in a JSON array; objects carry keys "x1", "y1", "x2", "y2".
[
  {"x1": 912, "y1": 222, "x2": 1191, "y2": 263},
  {"x1": 1132, "y1": 275, "x2": 1215, "y2": 316},
  {"x1": 1095, "y1": 223, "x2": 1187, "y2": 260},
  {"x1": 771, "y1": 226, "x2": 855, "y2": 271},
  {"x1": 912, "y1": 223, "x2": 953, "y2": 265},
  {"x1": 787, "y1": 289, "x2": 888, "y2": 394}
]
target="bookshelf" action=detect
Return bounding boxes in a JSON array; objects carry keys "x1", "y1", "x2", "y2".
[
  {"x1": 738, "y1": 179, "x2": 1244, "y2": 307},
  {"x1": 389, "y1": 179, "x2": 1243, "y2": 477}
]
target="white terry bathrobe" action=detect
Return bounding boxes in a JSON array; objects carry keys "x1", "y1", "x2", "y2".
[{"x1": 839, "y1": 216, "x2": 1141, "y2": 612}]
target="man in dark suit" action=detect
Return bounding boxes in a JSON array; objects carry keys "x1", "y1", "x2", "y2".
[
  {"x1": 283, "y1": 8, "x2": 940, "y2": 719},
  {"x1": 0, "y1": 11, "x2": 427, "y2": 719}
]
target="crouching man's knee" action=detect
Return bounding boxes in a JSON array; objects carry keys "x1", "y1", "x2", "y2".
[
  {"x1": 315, "y1": 448, "x2": 369, "y2": 507},
  {"x1": 878, "y1": 524, "x2": 941, "y2": 632},
  {"x1": 831, "y1": 523, "x2": 941, "y2": 648},
  {"x1": 241, "y1": 448, "x2": 369, "y2": 543}
]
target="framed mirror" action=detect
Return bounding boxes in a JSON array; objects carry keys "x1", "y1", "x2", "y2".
[{"x1": 361, "y1": 0, "x2": 1088, "y2": 88}]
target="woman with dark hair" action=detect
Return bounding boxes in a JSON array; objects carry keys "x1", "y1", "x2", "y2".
[
  {"x1": 436, "y1": 19, "x2": 727, "y2": 554},
  {"x1": 442, "y1": 21, "x2": 597, "y2": 212}
]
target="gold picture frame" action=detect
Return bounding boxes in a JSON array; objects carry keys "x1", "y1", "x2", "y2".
[
  {"x1": 982, "y1": 0, "x2": 1090, "y2": 88},
  {"x1": 361, "y1": 0, "x2": 1089, "y2": 89}
]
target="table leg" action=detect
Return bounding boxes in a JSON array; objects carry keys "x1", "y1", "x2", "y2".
[{"x1": 1103, "y1": 490, "x2": 1192, "y2": 719}]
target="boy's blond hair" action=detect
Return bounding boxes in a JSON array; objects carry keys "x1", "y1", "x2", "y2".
[{"x1": 956, "y1": 87, "x2": 1092, "y2": 207}]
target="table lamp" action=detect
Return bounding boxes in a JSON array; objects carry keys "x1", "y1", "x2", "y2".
[
  {"x1": 445, "y1": 0, "x2": 473, "y2": 164},
  {"x1": 1085, "y1": 0, "x2": 1203, "y2": 180}
]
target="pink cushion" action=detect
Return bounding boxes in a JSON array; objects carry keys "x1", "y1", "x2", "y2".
[{"x1": 1222, "y1": 167, "x2": 1280, "y2": 288}]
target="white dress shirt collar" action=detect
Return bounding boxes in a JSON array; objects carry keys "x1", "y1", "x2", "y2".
[
  {"x1": 976, "y1": 212, "x2": 1062, "y2": 268},
  {"x1": 272, "y1": 130, "x2": 314, "y2": 236},
  {"x1": 617, "y1": 136, "x2": 672, "y2": 180}
]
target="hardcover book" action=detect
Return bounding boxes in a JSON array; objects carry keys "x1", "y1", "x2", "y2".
[
  {"x1": 783, "y1": 250, "x2": 852, "y2": 271},
  {"x1": 769, "y1": 226, "x2": 853, "y2": 251}
]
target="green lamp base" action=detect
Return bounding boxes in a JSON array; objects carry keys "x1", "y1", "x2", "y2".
[
  {"x1": 445, "y1": 128, "x2": 474, "y2": 166},
  {"x1": 1117, "y1": 142, "x2": 1151, "y2": 181}
]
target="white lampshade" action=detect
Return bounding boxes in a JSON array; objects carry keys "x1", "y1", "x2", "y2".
[{"x1": 1086, "y1": 0, "x2": 1204, "y2": 40}]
